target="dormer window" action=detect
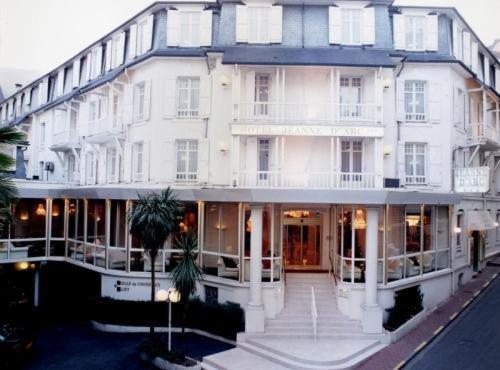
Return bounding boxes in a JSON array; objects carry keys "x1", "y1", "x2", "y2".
[
  {"x1": 341, "y1": 8, "x2": 362, "y2": 45},
  {"x1": 248, "y1": 7, "x2": 270, "y2": 44},
  {"x1": 405, "y1": 15, "x2": 425, "y2": 51},
  {"x1": 179, "y1": 12, "x2": 201, "y2": 47}
]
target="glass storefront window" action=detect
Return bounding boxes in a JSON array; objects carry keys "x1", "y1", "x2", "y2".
[
  {"x1": 110, "y1": 200, "x2": 127, "y2": 248},
  {"x1": 86, "y1": 200, "x2": 106, "y2": 245},
  {"x1": 11, "y1": 199, "x2": 47, "y2": 238},
  {"x1": 51, "y1": 199, "x2": 65, "y2": 239}
]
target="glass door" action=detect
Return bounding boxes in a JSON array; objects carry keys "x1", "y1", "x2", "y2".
[{"x1": 283, "y1": 210, "x2": 322, "y2": 269}]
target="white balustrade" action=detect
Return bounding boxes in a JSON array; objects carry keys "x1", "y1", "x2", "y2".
[{"x1": 88, "y1": 115, "x2": 124, "y2": 137}]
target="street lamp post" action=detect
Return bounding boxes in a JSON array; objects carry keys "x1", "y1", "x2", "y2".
[{"x1": 156, "y1": 288, "x2": 181, "y2": 351}]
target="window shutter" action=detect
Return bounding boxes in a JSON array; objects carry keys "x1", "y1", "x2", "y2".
[
  {"x1": 105, "y1": 40, "x2": 112, "y2": 71},
  {"x1": 117, "y1": 32, "x2": 126, "y2": 66},
  {"x1": 362, "y1": 7, "x2": 375, "y2": 45},
  {"x1": 85, "y1": 53, "x2": 92, "y2": 82},
  {"x1": 396, "y1": 80, "x2": 405, "y2": 121},
  {"x1": 496, "y1": 68, "x2": 500, "y2": 94},
  {"x1": 123, "y1": 143, "x2": 132, "y2": 183},
  {"x1": 393, "y1": 14, "x2": 405, "y2": 50},
  {"x1": 128, "y1": 24, "x2": 137, "y2": 59},
  {"x1": 398, "y1": 143, "x2": 406, "y2": 185},
  {"x1": 471, "y1": 41, "x2": 478, "y2": 73},
  {"x1": 428, "y1": 145, "x2": 442, "y2": 186},
  {"x1": 235, "y1": 5, "x2": 248, "y2": 43},
  {"x1": 428, "y1": 82, "x2": 441, "y2": 123},
  {"x1": 57, "y1": 69, "x2": 64, "y2": 97},
  {"x1": 484, "y1": 57, "x2": 490, "y2": 85},
  {"x1": 143, "y1": 80, "x2": 152, "y2": 120},
  {"x1": 425, "y1": 15, "x2": 438, "y2": 51},
  {"x1": 122, "y1": 84, "x2": 134, "y2": 124},
  {"x1": 452, "y1": 21, "x2": 459, "y2": 58},
  {"x1": 166, "y1": 10, "x2": 180, "y2": 47},
  {"x1": 329, "y1": 7, "x2": 341, "y2": 44},
  {"x1": 462, "y1": 31, "x2": 471, "y2": 67},
  {"x1": 142, "y1": 141, "x2": 150, "y2": 182},
  {"x1": 199, "y1": 76, "x2": 212, "y2": 118},
  {"x1": 270, "y1": 5, "x2": 283, "y2": 44},
  {"x1": 160, "y1": 140, "x2": 175, "y2": 183},
  {"x1": 198, "y1": 139, "x2": 209, "y2": 183},
  {"x1": 163, "y1": 78, "x2": 177, "y2": 118},
  {"x1": 231, "y1": 70, "x2": 241, "y2": 120},
  {"x1": 144, "y1": 14, "x2": 154, "y2": 52},
  {"x1": 94, "y1": 46, "x2": 103, "y2": 78},
  {"x1": 200, "y1": 10, "x2": 213, "y2": 47},
  {"x1": 72, "y1": 59, "x2": 80, "y2": 88}
]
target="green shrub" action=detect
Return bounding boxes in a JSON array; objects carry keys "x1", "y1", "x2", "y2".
[
  {"x1": 385, "y1": 285, "x2": 423, "y2": 331},
  {"x1": 138, "y1": 335, "x2": 186, "y2": 365},
  {"x1": 89, "y1": 296, "x2": 244, "y2": 340}
]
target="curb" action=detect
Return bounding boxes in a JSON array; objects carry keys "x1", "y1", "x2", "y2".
[{"x1": 394, "y1": 271, "x2": 500, "y2": 370}]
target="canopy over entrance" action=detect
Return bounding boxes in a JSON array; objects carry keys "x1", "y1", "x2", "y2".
[{"x1": 467, "y1": 210, "x2": 497, "y2": 231}]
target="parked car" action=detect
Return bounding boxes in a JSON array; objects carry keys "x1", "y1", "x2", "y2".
[{"x1": 0, "y1": 322, "x2": 35, "y2": 360}]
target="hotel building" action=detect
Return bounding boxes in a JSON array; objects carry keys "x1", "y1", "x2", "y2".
[{"x1": 1, "y1": 0, "x2": 500, "y2": 366}]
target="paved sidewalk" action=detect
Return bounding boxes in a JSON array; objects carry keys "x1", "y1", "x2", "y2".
[{"x1": 356, "y1": 259, "x2": 500, "y2": 370}]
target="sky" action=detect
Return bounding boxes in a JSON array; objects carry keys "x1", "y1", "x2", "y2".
[{"x1": 0, "y1": 0, "x2": 499, "y2": 77}]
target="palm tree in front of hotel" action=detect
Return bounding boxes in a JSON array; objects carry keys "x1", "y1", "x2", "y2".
[
  {"x1": 0, "y1": 126, "x2": 26, "y2": 234},
  {"x1": 128, "y1": 188, "x2": 182, "y2": 335}
]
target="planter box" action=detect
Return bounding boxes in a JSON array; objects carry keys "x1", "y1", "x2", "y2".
[{"x1": 389, "y1": 309, "x2": 429, "y2": 343}]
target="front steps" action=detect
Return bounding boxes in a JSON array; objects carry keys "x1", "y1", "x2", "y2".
[{"x1": 202, "y1": 273, "x2": 387, "y2": 370}]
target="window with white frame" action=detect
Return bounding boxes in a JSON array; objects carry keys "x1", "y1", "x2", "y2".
[
  {"x1": 179, "y1": 12, "x2": 201, "y2": 47},
  {"x1": 67, "y1": 154, "x2": 77, "y2": 182},
  {"x1": 176, "y1": 77, "x2": 200, "y2": 118},
  {"x1": 341, "y1": 140, "x2": 362, "y2": 182},
  {"x1": 405, "y1": 80, "x2": 426, "y2": 121},
  {"x1": 254, "y1": 73, "x2": 270, "y2": 116},
  {"x1": 133, "y1": 82, "x2": 145, "y2": 121},
  {"x1": 454, "y1": 87, "x2": 465, "y2": 128},
  {"x1": 405, "y1": 143, "x2": 426, "y2": 184},
  {"x1": 248, "y1": 7, "x2": 270, "y2": 44},
  {"x1": 132, "y1": 142, "x2": 144, "y2": 181},
  {"x1": 176, "y1": 140, "x2": 198, "y2": 181},
  {"x1": 86, "y1": 151, "x2": 95, "y2": 183},
  {"x1": 339, "y1": 76, "x2": 362, "y2": 118},
  {"x1": 341, "y1": 8, "x2": 362, "y2": 45},
  {"x1": 89, "y1": 100, "x2": 103, "y2": 122},
  {"x1": 136, "y1": 19, "x2": 148, "y2": 55},
  {"x1": 456, "y1": 212, "x2": 463, "y2": 252},
  {"x1": 405, "y1": 15, "x2": 425, "y2": 50}
]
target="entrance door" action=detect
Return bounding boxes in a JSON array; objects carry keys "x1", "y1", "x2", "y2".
[{"x1": 283, "y1": 210, "x2": 322, "y2": 269}]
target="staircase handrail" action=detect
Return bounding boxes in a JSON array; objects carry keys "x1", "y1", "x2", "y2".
[{"x1": 311, "y1": 286, "x2": 318, "y2": 342}]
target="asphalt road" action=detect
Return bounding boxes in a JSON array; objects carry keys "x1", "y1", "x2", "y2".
[
  {"x1": 405, "y1": 274, "x2": 500, "y2": 370},
  {"x1": 20, "y1": 322, "x2": 233, "y2": 370}
]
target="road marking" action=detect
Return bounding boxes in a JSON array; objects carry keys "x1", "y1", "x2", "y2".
[
  {"x1": 393, "y1": 360, "x2": 406, "y2": 370},
  {"x1": 450, "y1": 312, "x2": 458, "y2": 320},
  {"x1": 433, "y1": 325, "x2": 444, "y2": 335},
  {"x1": 483, "y1": 282, "x2": 490, "y2": 288},
  {"x1": 414, "y1": 341, "x2": 428, "y2": 353},
  {"x1": 462, "y1": 300, "x2": 471, "y2": 308},
  {"x1": 493, "y1": 273, "x2": 498, "y2": 279},
  {"x1": 474, "y1": 291, "x2": 481, "y2": 297}
]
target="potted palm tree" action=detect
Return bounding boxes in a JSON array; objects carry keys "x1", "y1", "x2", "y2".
[
  {"x1": 0, "y1": 126, "x2": 26, "y2": 234},
  {"x1": 128, "y1": 188, "x2": 182, "y2": 335}
]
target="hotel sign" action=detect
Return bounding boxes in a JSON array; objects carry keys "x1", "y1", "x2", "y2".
[
  {"x1": 232, "y1": 124, "x2": 384, "y2": 137},
  {"x1": 454, "y1": 167, "x2": 490, "y2": 193}
]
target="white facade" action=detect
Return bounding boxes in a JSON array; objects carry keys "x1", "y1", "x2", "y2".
[{"x1": 1, "y1": 0, "x2": 500, "y2": 345}]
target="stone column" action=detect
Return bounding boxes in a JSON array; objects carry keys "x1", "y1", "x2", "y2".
[
  {"x1": 245, "y1": 204, "x2": 265, "y2": 333},
  {"x1": 362, "y1": 206, "x2": 383, "y2": 333}
]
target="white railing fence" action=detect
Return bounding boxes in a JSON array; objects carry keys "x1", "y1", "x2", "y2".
[
  {"x1": 468, "y1": 122, "x2": 498, "y2": 142},
  {"x1": 237, "y1": 102, "x2": 380, "y2": 124},
  {"x1": 311, "y1": 286, "x2": 318, "y2": 343},
  {"x1": 237, "y1": 171, "x2": 378, "y2": 189},
  {"x1": 88, "y1": 115, "x2": 124, "y2": 136}
]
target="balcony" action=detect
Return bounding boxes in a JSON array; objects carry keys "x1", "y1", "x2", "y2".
[
  {"x1": 50, "y1": 129, "x2": 81, "y2": 152},
  {"x1": 237, "y1": 171, "x2": 380, "y2": 189},
  {"x1": 467, "y1": 122, "x2": 499, "y2": 149},
  {"x1": 235, "y1": 102, "x2": 382, "y2": 125},
  {"x1": 86, "y1": 116, "x2": 124, "y2": 143}
]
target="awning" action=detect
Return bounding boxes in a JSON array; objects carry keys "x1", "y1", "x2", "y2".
[{"x1": 467, "y1": 210, "x2": 497, "y2": 231}]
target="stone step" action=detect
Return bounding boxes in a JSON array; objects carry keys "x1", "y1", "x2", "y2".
[
  {"x1": 237, "y1": 338, "x2": 386, "y2": 370},
  {"x1": 266, "y1": 321, "x2": 361, "y2": 329},
  {"x1": 202, "y1": 348, "x2": 290, "y2": 370}
]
